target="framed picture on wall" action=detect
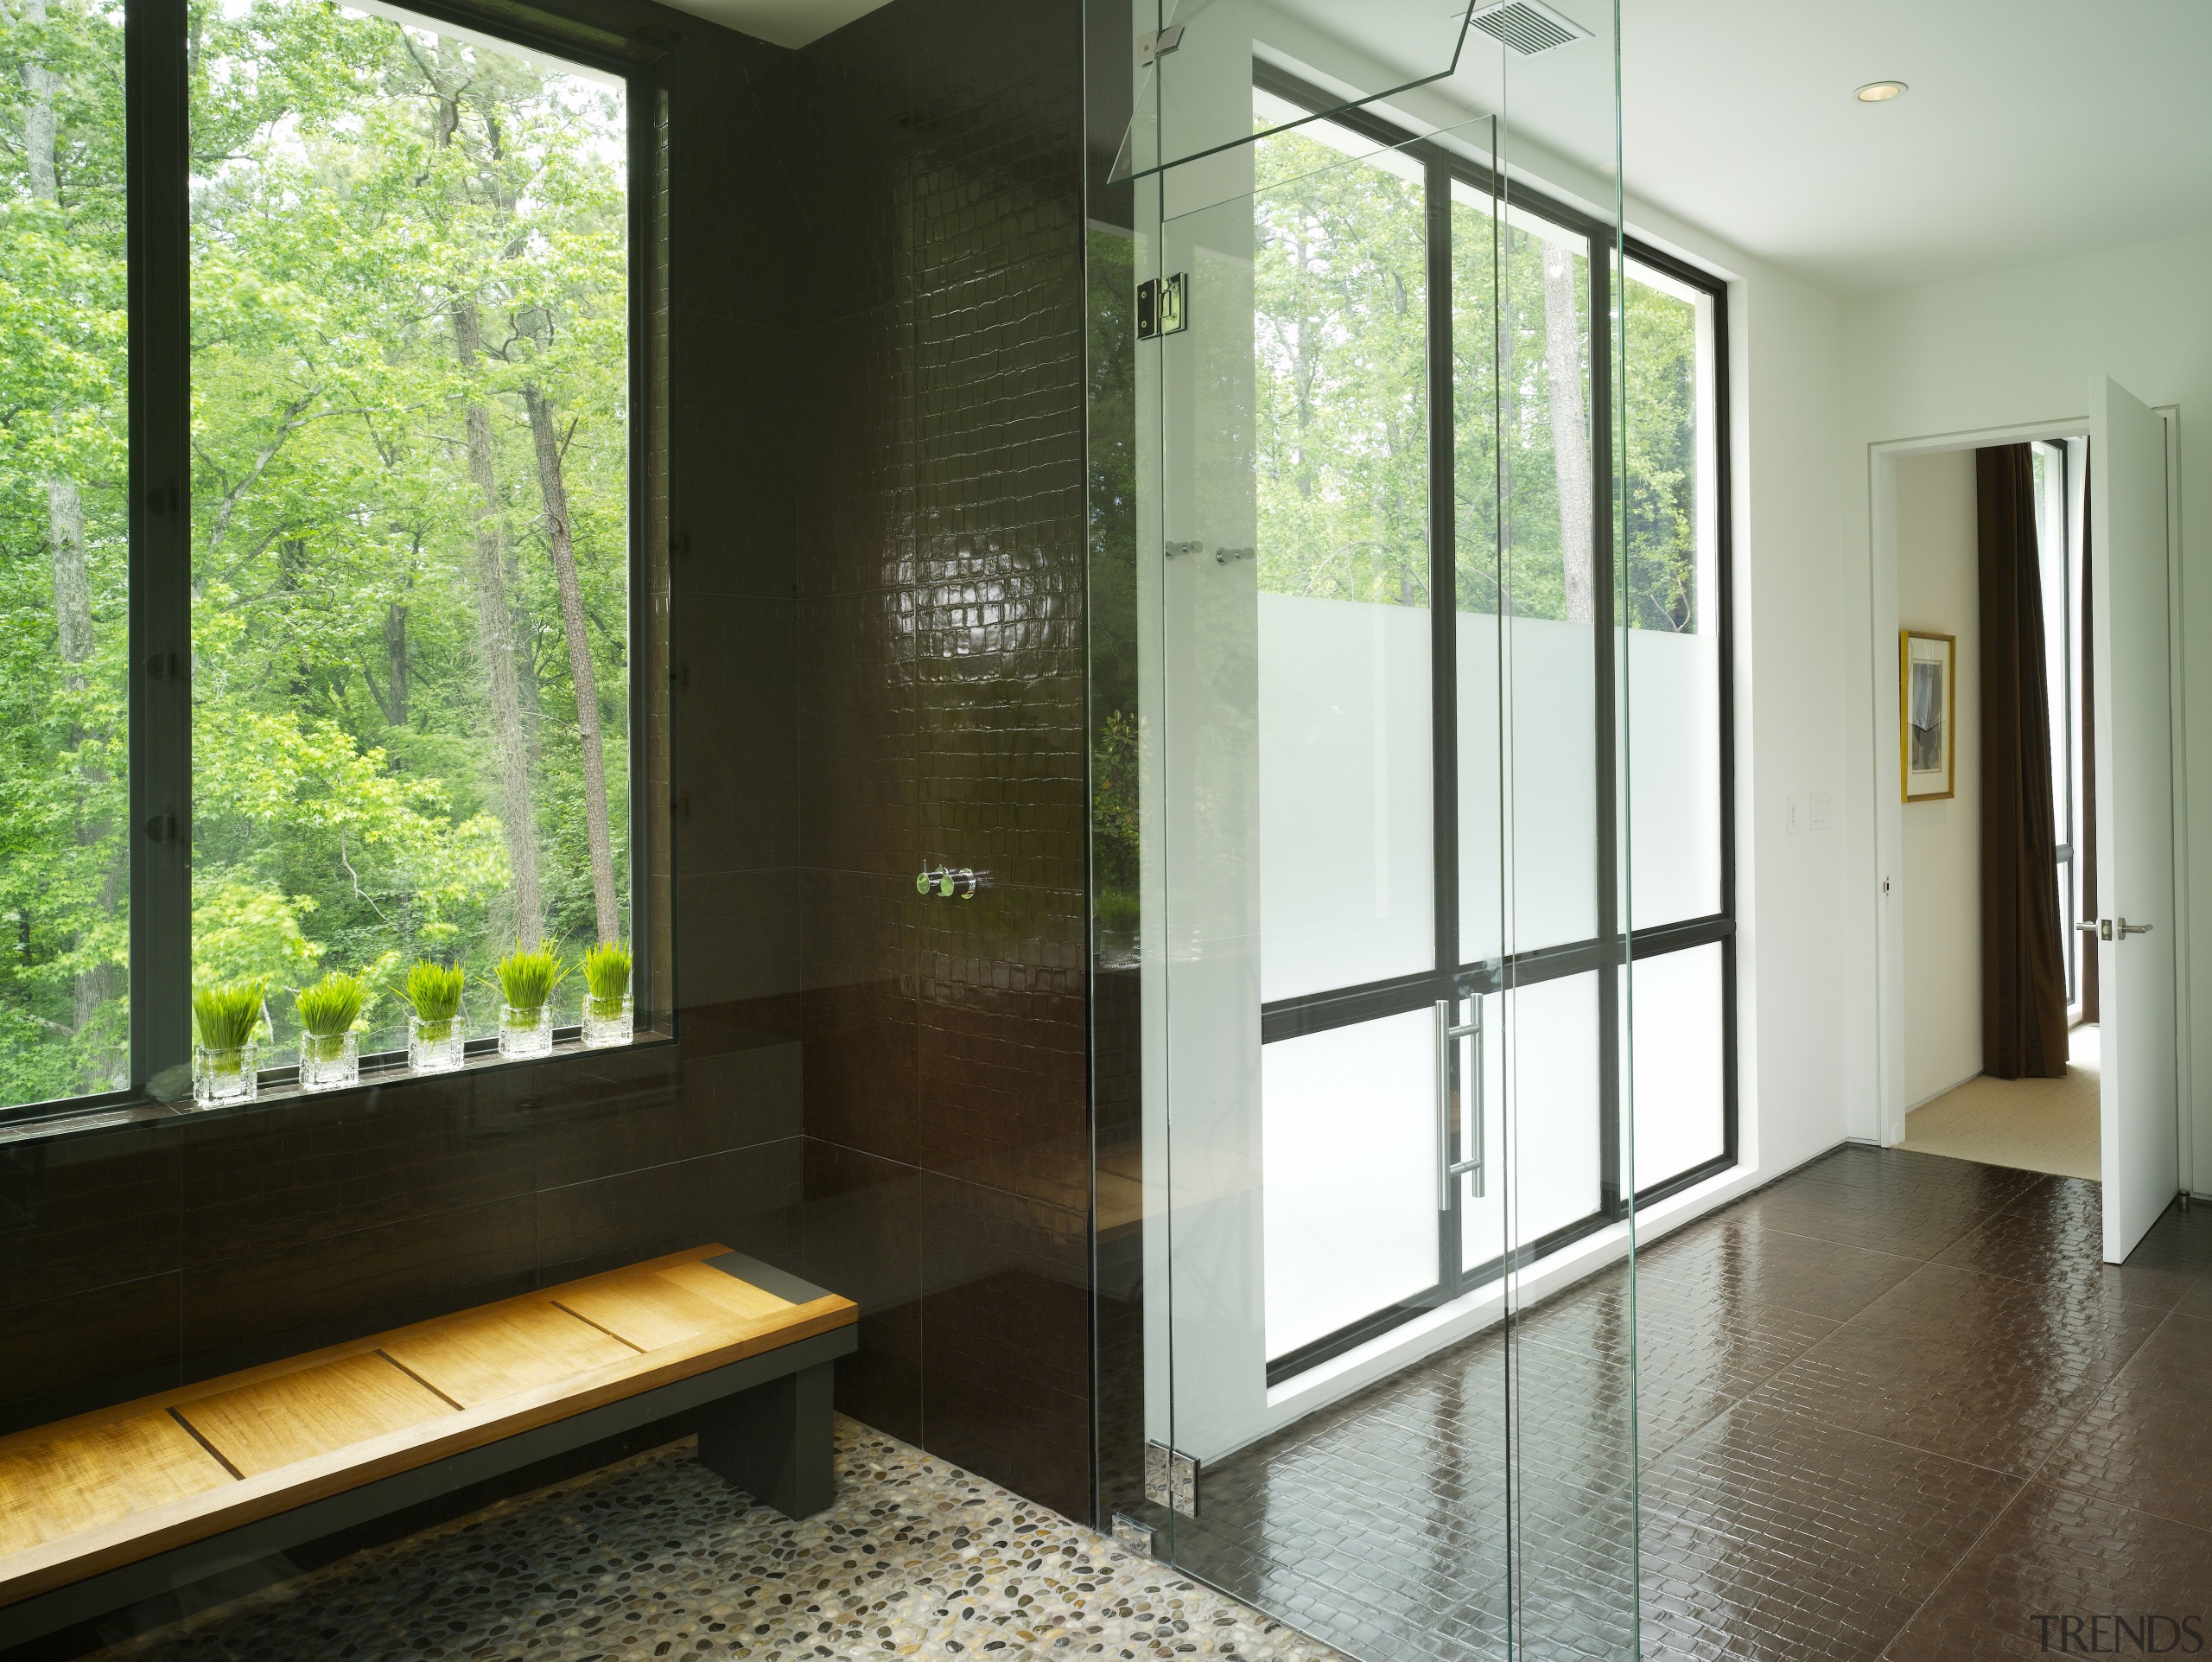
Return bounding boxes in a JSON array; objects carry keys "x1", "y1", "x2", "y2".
[{"x1": 1901, "y1": 630, "x2": 1957, "y2": 800}]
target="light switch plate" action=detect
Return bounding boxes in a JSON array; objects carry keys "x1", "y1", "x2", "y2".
[{"x1": 1809, "y1": 793, "x2": 1833, "y2": 831}]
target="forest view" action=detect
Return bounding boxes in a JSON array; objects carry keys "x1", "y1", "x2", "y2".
[
  {"x1": 0, "y1": 0, "x2": 630, "y2": 1106},
  {"x1": 1251, "y1": 121, "x2": 1706, "y2": 630}
]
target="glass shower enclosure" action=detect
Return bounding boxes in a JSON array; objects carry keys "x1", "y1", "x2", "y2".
[{"x1": 1088, "y1": 2, "x2": 1665, "y2": 1655}]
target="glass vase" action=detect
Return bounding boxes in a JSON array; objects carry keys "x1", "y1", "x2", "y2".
[
  {"x1": 499, "y1": 1001, "x2": 553, "y2": 1060},
  {"x1": 299, "y1": 1029, "x2": 359, "y2": 1092},
  {"x1": 409, "y1": 1013, "x2": 466, "y2": 1074},
  {"x1": 582, "y1": 992, "x2": 632, "y2": 1049},
  {"x1": 193, "y1": 1042, "x2": 258, "y2": 1108}
]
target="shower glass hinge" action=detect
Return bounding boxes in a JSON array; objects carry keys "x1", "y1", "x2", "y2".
[
  {"x1": 1144, "y1": 1440, "x2": 1198, "y2": 1517},
  {"x1": 1136, "y1": 273, "x2": 1186, "y2": 340},
  {"x1": 1110, "y1": 1512, "x2": 1159, "y2": 1557},
  {"x1": 1136, "y1": 23, "x2": 1183, "y2": 65}
]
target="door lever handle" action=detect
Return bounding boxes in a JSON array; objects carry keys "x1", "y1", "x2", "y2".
[{"x1": 2117, "y1": 918, "x2": 2153, "y2": 937}]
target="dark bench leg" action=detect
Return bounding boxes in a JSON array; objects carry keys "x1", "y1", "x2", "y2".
[{"x1": 696, "y1": 1360, "x2": 836, "y2": 1519}]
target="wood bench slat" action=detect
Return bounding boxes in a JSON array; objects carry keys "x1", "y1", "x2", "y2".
[
  {"x1": 0, "y1": 1414, "x2": 234, "y2": 1559},
  {"x1": 175, "y1": 1353, "x2": 457, "y2": 1480},
  {"x1": 381, "y1": 1302, "x2": 639, "y2": 1408},
  {"x1": 0, "y1": 1245, "x2": 855, "y2": 1611}
]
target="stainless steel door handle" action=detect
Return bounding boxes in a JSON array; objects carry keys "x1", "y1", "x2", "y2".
[
  {"x1": 1433, "y1": 999, "x2": 1484, "y2": 1210},
  {"x1": 2117, "y1": 918, "x2": 2154, "y2": 937}
]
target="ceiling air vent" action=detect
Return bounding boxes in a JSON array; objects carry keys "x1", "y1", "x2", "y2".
[{"x1": 1467, "y1": 0, "x2": 1591, "y2": 55}]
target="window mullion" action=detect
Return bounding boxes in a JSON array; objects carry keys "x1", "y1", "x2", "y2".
[{"x1": 125, "y1": 0, "x2": 194, "y2": 1095}]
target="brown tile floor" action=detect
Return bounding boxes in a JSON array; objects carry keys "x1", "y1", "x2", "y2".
[{"x1": 1174, "y1": 1145, "x2": 2212, "y2": 1662}]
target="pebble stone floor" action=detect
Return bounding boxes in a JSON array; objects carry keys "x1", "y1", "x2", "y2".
[{"x1": 88, "y1": 1419, "x2": 1344, "y2": 1662}]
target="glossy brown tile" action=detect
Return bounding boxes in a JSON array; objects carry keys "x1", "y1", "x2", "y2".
[
  {"x1": 1732, "y1": 1144, "x2": 2043, "y2": 1259},
  {"x1": 1522, "y1": 1258, "x2": 1838, "y2": 1466},
  {"x1": 1936, "y1": 1177, "x2": 2212, "y2": 1312},
  {"x1": 918, "y1": 1174, "x2": 1090, "y2": 1519},
  {"x1": 1639, "y1": 1396, "x2": 2019, "y2": 1662},
  {"x1": 1886, "y1": 1482, "x2": 2212, "y2": 1662},
  {"x1": 0, "y1": 1124, "x2": 179, "y2": 1315},
  {"x1": 1752, "y1": 1260, "x2": 2162, "y2": 1476},
  {"x1": 2039, "y1": 1311, "x2": 2212, "y2": 1532},
  {"x1": 1634, "y1": 1207, "x2": 1921, "y2": 1324}
]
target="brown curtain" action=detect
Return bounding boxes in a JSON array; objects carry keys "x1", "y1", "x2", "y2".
[
  {"x1": 2079, "y1": 465, "x2": 2099, "y2": 1024},
  {"x1": 1977, "y1": 443, "x2": 2070, "y2": 1078}
]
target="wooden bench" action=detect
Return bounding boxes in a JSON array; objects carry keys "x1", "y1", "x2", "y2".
[{"x1": 0, "y1": 1245, "x2": 856, "y2": 1647}]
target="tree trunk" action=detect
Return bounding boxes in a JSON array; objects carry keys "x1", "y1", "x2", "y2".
[
  {"x1": 1541, "y1": 239, "x2": 1594, "y2": 626},
  {"x1": 453, "y1": 298, "x2": 543, "y2": 942},
  {"x1": 383, "y1": 600, "x2": 410, "y2": 728},
  {"x1": 22, "y1": 0, "x2": 92, "y2": 689},
  {"x1": 524, "y1": 384, "x2": 619, "y2": 945}
]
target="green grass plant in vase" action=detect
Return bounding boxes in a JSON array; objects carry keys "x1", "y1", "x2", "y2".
[
  {"x1": 581, "y1": 941, "x2": 633, "y2": 1049},
  {"x1": 496, "y1": 941, "x2": 568, "y2": 1060},
  {"x1": 296, "y1": 971, "x2": 367, "y2": 1092},
  {"x1": 193, "y1": 979, "x2": 267, "y2": 1106},
  {"x1": 402, "y1": 960, "x2": 467, "y2": 1074}
]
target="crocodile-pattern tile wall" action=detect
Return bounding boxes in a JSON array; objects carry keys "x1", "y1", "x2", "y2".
[{"x1": 791, "y1": 0, "x2": 1092, "y2": 1521}]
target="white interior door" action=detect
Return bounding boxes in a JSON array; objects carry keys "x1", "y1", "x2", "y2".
[{"x1": 2089, "y1": 374, "x2": 2178, "y2": 1264}]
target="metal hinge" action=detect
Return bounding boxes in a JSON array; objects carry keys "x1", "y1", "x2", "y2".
[
  {"x1": 1145, "y1": 1440, "x2": 1198, "y2": 1517},
  {"x1": 1110, "y1": 1512, "x2": 1159, "y2": 1557},
  {"x1": 1136, "y1": 23, "x2": 1183, "y2": 65},
  {"x1": 1136, "y1": 273, "x2": 1187, "y2": 340}
]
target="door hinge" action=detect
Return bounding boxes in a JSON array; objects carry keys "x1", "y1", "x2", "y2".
[
  {"x1": 1136, "y1": 273, "x2": 1187, "y2": 340},
  {"x1": 1110, "y1": 1512, "x2": 1159, "y2": 1557},
  {"x1": 1144, "y1": 1440, "x2": 1198, "y2": 1517},
  {"x1": 1136, "y1": 23, "x2": 1183, "y2": 66}
]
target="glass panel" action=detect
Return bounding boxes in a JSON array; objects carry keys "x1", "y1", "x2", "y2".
[
  {"x1": 1505, "y1": 967, "x2": 1603, "y2": 1244},
  {"x1": 0, "y1": 0, "x2": 130, "y2": 1108},
  {"x1": 1497, "y1": 205, "x2": 1599, "y2": 955},
  {"x1": 1255, "y1": 115, "x2": 1432, "y2": 1003},
  {"x1": 1262, "y1": 1010, "x2": 1439, "y2": 1360},
  {"x1": 1630, "y1": 942, "x2": 1725, "y2": 1190},
  {"x1": 188, "y1": 2, "x2": 630, "y2": 1067},
  {"x1": 1115, "y1": 0, "x2": 1493, "y2": 184},
  {"x1": 1624, "y1": 258, "x2": 1721, "y2": 930}
]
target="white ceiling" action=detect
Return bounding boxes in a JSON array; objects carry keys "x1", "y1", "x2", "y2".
[
  {"x1": 658, "y1": 0, "x2": 2212, "y2": 297},
  {"x1": 1613, "y1": 0, "x2": 2212, "y2": 296},
  {"x1": 658, "y1": 0, "x2": 891, "y2": 49}
]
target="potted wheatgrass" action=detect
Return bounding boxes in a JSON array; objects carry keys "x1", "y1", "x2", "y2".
[
  {"x1": 402, "y1": 960, "x2": 467, "y2": 1074},
  {"x1": 295, "y1": 971, "x2": 367, "y2": 1092},
  {"x1": 192, "y1": 979, "x2": 266, "y2": 1107},
  {"x1": 495, "y1": 941, "x2": 567, "y2": 1060},
  {"x1": 581, "y1": 941, "x2": 633, "y2": 1048}
]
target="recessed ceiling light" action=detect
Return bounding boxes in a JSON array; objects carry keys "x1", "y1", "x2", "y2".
[{"x1": 1855, "y1": 80, "x2": 1908, "y2": 103}]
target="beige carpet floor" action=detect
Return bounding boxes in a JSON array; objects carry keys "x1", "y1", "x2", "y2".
[{"x1": 1902, "y1": 1023, "x2": 2101, "y2": 1181}]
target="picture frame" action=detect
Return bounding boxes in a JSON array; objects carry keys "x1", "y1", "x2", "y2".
[{"x1": 1900, "y1": 630, "x2": 1957, "y2": 801}]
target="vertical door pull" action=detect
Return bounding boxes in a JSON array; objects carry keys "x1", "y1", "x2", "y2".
[{"x1": 1433, "y1": 999, "x2": 1484, "y2": 1211}]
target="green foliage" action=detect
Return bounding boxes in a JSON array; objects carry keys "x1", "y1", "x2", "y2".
[
  {"x1": 0, "y1": 0, "x2": 633, "y2": 1105},
  {"x1": 193, "y1": 979, "x2": 266, "y2": 1050},
  {"x1": 401, "y1": 959, "x2": 464, "y2": 1022},
  {"x1": 496, "y1": 940, "x2": 567, "y2": 1010},
  {"x1": 1252, "y1": 125, "x2": 1706, "y2": 634},
  {"x1": 295, "y1": 970, "x2": 366, "y2": 1037},
  {"x1": 581, "y1": 940, "x2": 629, "y2": 1003}
]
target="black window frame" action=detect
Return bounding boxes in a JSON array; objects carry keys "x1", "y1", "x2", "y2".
[
  {"x1": 3, "y1": 0, "x2": 667, "y2": 1127},
  {"x1": 1251, "y1": 64, "x2": 1738, "y2": 1385}
]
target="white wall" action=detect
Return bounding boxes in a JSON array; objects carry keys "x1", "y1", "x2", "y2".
[
  {"x1": 1839, "y1": 228, "x2": 2212, "y2": 1188},
  {"x1": 1895, "y1": 450, "x2": 1982, "y2": 1105}
]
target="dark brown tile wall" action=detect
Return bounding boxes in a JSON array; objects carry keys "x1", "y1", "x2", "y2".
[{"x1": 789, "y1": 0, "x2": 1094, "y2": 1523}]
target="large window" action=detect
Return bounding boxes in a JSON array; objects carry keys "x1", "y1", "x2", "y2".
[
  {"x1": 0, "y1": 0, "x2": 130, "y2": 1104},
  {"x1": 1250, "y1": 75, "x2": 1733, "y2": 1379},
  {"x1": 1, "y1": 0, "x2": 644, "y2": 1115}
]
